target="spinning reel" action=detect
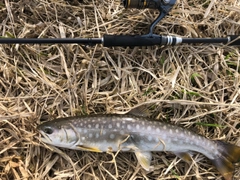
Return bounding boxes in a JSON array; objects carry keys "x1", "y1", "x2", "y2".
[{"x1": 124, "y1": 0, "x2": 176, "y2": 36}]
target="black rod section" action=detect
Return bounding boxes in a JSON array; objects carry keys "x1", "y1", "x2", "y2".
[
  {"x1": 0, "y1": 38, "x2": 103, "y2": 44},
  {"x1": 181, "y1": 36, "x2": 240, "y2": 46},
  {"x1": 182, "y1": 38, "x2": 229, "y2": 44}
]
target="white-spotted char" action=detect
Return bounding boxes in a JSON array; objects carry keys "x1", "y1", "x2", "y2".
[{"x1": 38, "y1": 111, "x2": 240, "y2": 180}]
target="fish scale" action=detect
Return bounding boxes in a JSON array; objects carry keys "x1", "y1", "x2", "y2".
[{"x1": 38, "y1": 111, "x2": 240, "y2": 180}]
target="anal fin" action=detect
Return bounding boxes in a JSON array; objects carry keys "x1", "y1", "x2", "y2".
[{"x1": 173, "y1": 151, "x2": 192, "y2": 164}]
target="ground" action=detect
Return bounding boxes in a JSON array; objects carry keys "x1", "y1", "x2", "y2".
[{"x1": 0, "y1": 0, "x2": 240, "y2": 179}]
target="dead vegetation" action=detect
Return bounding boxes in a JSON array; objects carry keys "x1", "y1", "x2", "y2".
[{"x1": 0, "y1": 0, "x2": 240, "y2": 179}]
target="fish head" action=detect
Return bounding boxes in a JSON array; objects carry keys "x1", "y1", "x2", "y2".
[{"x1": 37, "y1": 121, "x2": 79, "y2": 148}]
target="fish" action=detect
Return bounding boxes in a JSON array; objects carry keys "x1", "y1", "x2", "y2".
[{"x1": 37, "y1": 109, "x2": 240, "y2": 180}]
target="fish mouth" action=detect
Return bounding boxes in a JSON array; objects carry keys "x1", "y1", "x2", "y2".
[{"x1": 38, "y1": 130, "x2": 52, "y2": 144}]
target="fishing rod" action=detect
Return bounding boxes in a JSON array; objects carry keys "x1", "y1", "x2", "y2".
[{"x1": 0, "y1": 0, "x2": 239, "y2": 47}]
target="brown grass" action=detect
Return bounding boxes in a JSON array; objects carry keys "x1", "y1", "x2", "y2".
[{"x1": 0, "y1": 0, "x2": 240, "y2": 179}]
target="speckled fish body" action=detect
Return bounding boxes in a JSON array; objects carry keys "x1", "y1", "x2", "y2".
[
  {"x1": 38, "y1": 114, "x2": 240, "y2": 180},
  {"x1": 38, "y1": 114, "x2": 219, "y2": 157}
]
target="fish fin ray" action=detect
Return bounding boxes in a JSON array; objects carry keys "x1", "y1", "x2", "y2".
[
  {"x1": 211, "y1": 141, "x2": 240, "y2": 180},
  {"x1": 173, "y1": 151, "x2": 192, "y2": 164},
  {"x1": 128, "y1": 105, "x2": 150, "y2": 117},
  {"x1": 134, "y1": 151, "x2": 152, "y2": 171},
  {"x1": 76, "y1": 145, "x2": 102, "y2": 152}
]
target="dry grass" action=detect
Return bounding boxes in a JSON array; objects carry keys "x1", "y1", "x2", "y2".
[{"x1": 0, "y1": 0, "x2": 240, "y2": 179}]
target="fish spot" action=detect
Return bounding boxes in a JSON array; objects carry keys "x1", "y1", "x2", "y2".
[
  {"x1": 136, "y1": 124, "x2": 140, "y2": 129},
  {"x1": 156, "y1": 128, "x2": 160, "y2": 133},
  {"x1": 161, "y1": 134, "x2": 166, "y2": 139},
  {"x1": 81, "y1": 137, "x2": 85, "y2": 140},
  {"x1": 108, "y1": 124, "x2": 112, "y2": 129},
  {"x1": 83, "y1": 129, "x2": 88, "y2": 133},
  {"x1": 116, "y1": 122, "x2": 120, "y2": 128},
  {"x1": 148, "y1": 136, "x2": 153, "y2": 141},
  {"x1": 127, "y1": 124, "x2": 131, "y2": 130},
  {"x1": 147, "y1": 126, "x2": 151, "y2": 131},
  {"x1": 110, "y1": 134, "x2": 115, "y2": 139},
  {"x1": 163, "y1": 125, "x2": 166, "y2": 130},
  {"x1": 89, "y1": 133, "x2": 93, "y2": 138},
  {"x1": 169, "y1": 129, "x2": 173, "y2": 134},
  {"x1": 88, "y1": 124, "x2": 91, "y2": 128},
  {"x1": 95, "y1": 133, "x2": 99, "y2": 138},
  {"x1": 124, "y1": 117, "x2": 134, "y2": 121},
  {"x1": 95, "y1": 124, "x2": 99, "y2": 128},
  {"x1": 102, "y1": 130, "x2": 106, "y2": 135},
  {"x1": 120, "y1": 130, "x2": 125, "y2": 135},
  {"x1": 175, "y1": 129, "x2": 179, "y2": 133}
]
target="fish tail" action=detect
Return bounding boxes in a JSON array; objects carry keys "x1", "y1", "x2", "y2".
[{"x1": 211, "y1": 140, "x2": 240, "y2": 180}]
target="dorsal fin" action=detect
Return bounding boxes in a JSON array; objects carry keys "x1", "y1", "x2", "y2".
[{"x1": 127, "y1": 105, "x2": 150, "y2": 117}]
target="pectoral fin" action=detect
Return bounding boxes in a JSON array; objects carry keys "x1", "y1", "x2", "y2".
[
  {"x1": 76, "y1": 145, "x2": 102, "y2": 152},
  {"x1": 134, "y1": 151, "x2": 152, "y2": 171},
  {"x1": 174, "y1": 151, "x2": 192, "y2": 164}
]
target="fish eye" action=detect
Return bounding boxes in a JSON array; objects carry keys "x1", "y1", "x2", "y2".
[{"x1": 43, "y1": 127, "x2": 53, "y2": 134}]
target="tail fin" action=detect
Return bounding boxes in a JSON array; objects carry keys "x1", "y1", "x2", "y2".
[{"x1": 211, "y1": 141, "x2": 240, "y2": 180}]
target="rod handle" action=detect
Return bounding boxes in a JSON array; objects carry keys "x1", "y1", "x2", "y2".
[
  {"x1": 228, "y1": 35, "x2": 240, "y2": 46},
  {"x1": 103, "y1": 34, "x2": 163, "y2": 47}
]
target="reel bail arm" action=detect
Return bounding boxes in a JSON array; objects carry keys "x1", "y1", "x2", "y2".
[{"x1": 123, "y1": 0, "x2": 176, "y2": 36}]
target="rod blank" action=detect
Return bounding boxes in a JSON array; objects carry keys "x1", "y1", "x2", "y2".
[
  {"x1": 0, "y1": 38, "x2": 102, "y2": 44},
  {"x1": 0, "y1": 35, "x2": 239, "y2": 47}
]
